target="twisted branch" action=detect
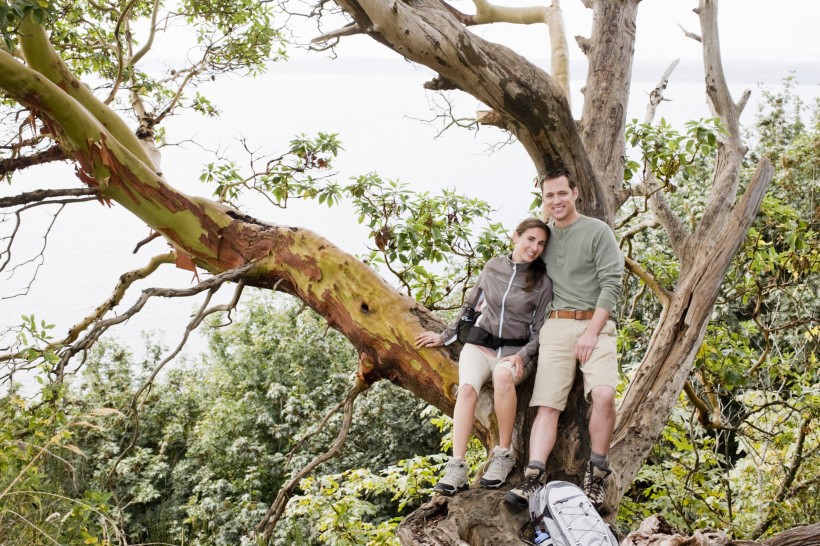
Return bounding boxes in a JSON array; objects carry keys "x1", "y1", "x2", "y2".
[{"x1": 258, "y1": 378, "x2": 369, "y2": 539}]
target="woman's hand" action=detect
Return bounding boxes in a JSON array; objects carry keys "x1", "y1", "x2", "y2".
[
  {"x1": 498, "y1": 354, "x2": 525, "y2": 380},
  {"x1": 415, "y1": 331, "x2": 444, "y2": 349}
]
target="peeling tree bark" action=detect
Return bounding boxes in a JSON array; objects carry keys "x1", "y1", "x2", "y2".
[{"x1": 0, "y1": 20, "x2": 463, "y2": 418}]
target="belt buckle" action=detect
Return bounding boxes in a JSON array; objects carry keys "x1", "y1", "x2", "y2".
[{"x1": 574, "y1": 310, "x2": 583, "y2": 320}]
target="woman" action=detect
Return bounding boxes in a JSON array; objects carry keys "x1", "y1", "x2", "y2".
[{"x1": 415, "y1": 217, "x2": 553, "y2": 495}]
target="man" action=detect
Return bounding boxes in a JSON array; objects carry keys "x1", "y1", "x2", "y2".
[{"x1": 504, "y1": 168, "x2": 624, "y2": 511}]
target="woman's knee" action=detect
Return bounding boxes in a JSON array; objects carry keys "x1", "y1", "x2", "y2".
[
  {"x1": 492, "y1": 366, "x2": 516, "y2": 390},
  {"x1": 456, "y1": 384, "x2": 479, "y2": 401}
]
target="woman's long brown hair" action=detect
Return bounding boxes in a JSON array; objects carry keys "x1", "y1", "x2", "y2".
[{"x1": 513, "y1": 217, "x2": 549, "y2": 291}]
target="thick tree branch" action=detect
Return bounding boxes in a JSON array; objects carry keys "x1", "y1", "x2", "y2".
[
  {"x1": 578, "y1": 0, "x2": 640, "y2": 218},
  {"x1": 333, "y1": 0, "x2": 607, "y2": 222},
  {"x1": 468, "y1": 0, "x2": 569, "y2": 97},
  {"x1": 683, "y1": 0, "x2": 749, "y2": 264},
  {"x1": 613, "y1": 159, "x2": 772, "y2": 493},
  {"x1": 17, "y1": 16, "x2": 158, "y2": 171},
  {"x1": 2, "y1": 36, "x2": 464, "y2": 416},
  {"x1": 1, "y1": 42, "x2": 463, "y2": 413}
]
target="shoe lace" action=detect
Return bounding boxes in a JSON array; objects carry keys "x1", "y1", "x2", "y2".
[
  {"x1": 585, "y1": 473, "x2": 605, "y2": 499},
  {"x1": 521, "y1": 472, "x2": 543, "y2": 494}
]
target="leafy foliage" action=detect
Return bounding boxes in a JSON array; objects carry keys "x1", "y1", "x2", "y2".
[
  {"x1": 7, "y1": 293, "x2": 440, "y2": 545},
  {"x1": 625, "y1": 117, "x2": 726, "y2": 189},
  {"x1": 199, "y1": 129, "x2": 512, "y2": 309},
  {"x1": 0, "y1": 379, "x2": 122, "y2": 545}
]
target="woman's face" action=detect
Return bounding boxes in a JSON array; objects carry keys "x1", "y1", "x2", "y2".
[{"x1": 511, "y1": 227, "x2": 548, "y2": 263}]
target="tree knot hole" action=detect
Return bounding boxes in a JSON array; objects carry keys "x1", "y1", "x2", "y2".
[{"x1": 360, "y1": 302, "x2": 370, "y2": 314}]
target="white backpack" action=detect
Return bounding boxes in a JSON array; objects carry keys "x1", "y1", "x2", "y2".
[{"x1": 528, "y1": 481, "x2": 619, "y2": 546}]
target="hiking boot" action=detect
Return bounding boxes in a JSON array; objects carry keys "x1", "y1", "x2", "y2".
[
  {"x1": 503, "y1": 465, "x2": 545, "y2": 508},
  {"x1": 434, "y1": 457, "x2": 469, "y2": 496},
  {"x1": 583, "y1": 460, "x2": 612, "y2": 510},
  {"x1": 479, "y1": 446, "x2": 515, "y2": 489}
]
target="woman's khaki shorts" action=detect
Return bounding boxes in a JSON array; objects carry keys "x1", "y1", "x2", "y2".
[
  {"x1": 458, "y1": 343, "x2": 534, "y2": 395},
  {"x1": 530, "y1": 318, "x2": 618, "y2": 410}
]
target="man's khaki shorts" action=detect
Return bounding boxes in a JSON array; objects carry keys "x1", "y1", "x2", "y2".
[
  {"x1": 458, "y1": 343, "x2": 534, "y2": 395},
  {"x1": 530, "y1": 318, "x2": 618, "y2": 410}
]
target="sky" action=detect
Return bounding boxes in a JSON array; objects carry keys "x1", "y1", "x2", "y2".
[
  {"x1": 2, "y1": 0, "x2": 819, "y2": 366},
  {"x1": 318, "y1": 0, "x2": 820, "y2": 63}
]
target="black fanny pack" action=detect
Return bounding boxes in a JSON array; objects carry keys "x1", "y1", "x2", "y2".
[
  {"x1": 462, "y1": 326, "x2": 528, "y2": 350},
  {"x1": 456, "y1": 288, "x2": 528, "y2": 349}
]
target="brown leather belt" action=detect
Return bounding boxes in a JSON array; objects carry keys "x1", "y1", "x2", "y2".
[{"x1": 550, "y1": 309, "x2": 595, "y2": 320}]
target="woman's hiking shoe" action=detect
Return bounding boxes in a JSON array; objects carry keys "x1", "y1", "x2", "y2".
[
  {"x1": 434, "y1": 457, "x2": 469, "y2": 496},
  {"x1": 583, "y1": 460, "x2": 612, "y2": 510},
  {"x1": 503, "y1": 465, "x2": 545, "y2": 508},
  {"x1": 479, "y1": 446, "x2": 515, "y2": 489}
]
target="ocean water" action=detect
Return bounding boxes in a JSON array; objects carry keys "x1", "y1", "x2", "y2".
[{"x1": 1, "y1": 56, "x2": 817, "y2": 367}]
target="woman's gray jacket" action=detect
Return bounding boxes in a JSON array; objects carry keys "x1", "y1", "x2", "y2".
[{"x1": 439, "y1": 255, "x2": 553, "y2": 363}]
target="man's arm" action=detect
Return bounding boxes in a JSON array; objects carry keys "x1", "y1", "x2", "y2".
[{"x1": 577, "y1": 223, "x2": 623, "y2": 364}]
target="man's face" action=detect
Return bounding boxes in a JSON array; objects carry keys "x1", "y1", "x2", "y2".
[{"x1": 541, "y1": 175, "x2": 579, "y2": 225}]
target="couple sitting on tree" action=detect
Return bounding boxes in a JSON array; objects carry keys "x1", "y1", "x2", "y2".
[{"x1": 415, "y1": 169, "x2": 624, "y2": 510}]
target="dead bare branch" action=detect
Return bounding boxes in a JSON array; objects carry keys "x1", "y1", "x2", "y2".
[
  {"x1": 0, "y1": 253, "x2": 177, "y2": 386},
  {"x1": 311, "y1": 22, "x2": 361, "y2": 43},
  {"x1": 0, "y1": 188, "x2": 98, "y2": 208},
  {"x1": 258, "y1": 379, "x2": 369, "y2": 539},
  {"x1": 644, "y1": 59, "x2": 679, "y2": 123},
  {"x1": 132, "y1": 231, "x2": 162, "y2": 254},
  {"x1": 678, "y1": 23, "x2": 701, "y2": 43},
  {"x1": 627, "y1": 58, "x2": 689, "y2": 257},
  {"x1": 52, "y1": 263, "x2": 253, "y2": 378},
  {"x1": 1, "y1": 190, "x2": 100, "y2": 300},
  {"x1": 101, "y1": 270, "x2": 250, "y2": 516},
  {"x1": 1, "y1": 202, "x2": 77, "y2": 297},
  {"x1": 0, "y1": 145, "x2": 67, "y2": 177}
]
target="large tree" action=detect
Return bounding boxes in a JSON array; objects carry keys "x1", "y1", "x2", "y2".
[{"x1": 3, "y1": 0, "x2": 810, "y2": 544}]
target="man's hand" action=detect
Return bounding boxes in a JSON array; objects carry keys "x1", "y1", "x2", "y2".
[{"x1": 575, "y1": 330, "x2": 598, "y2": 364}]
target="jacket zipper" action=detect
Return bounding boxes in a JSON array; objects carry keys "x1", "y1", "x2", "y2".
[{"x1": 497, "y1": 262, "x2": 517, "y2": 356}]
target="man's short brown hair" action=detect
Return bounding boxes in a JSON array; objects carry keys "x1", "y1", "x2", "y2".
[{"x1": 540, "y1": 168, "x2": 576, "y2": 189}]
